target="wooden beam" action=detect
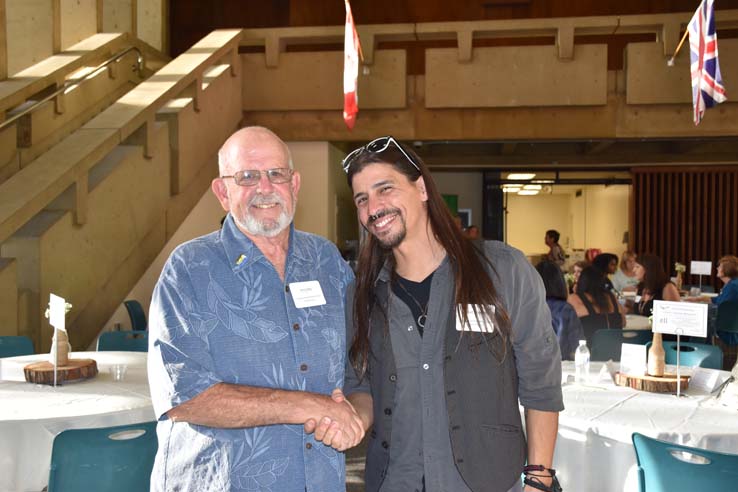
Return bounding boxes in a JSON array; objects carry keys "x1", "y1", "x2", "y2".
[
  {"x1": 457, "y1": 29, "x2": 473, "y2": 62},
  {"x1": 131, "y1": 0, "x2": 137, "y2": 38},
  {"x1": 556, "y1": 23, "x2": 574, "y2": 60},
  {"x1": 501, "y1": 142, "x2": 517, "y2": 155},
  {"x1": 161, "y1": 0, "x2": 170, "y2": 55},
  {"x1": 52, "y1": 0, "x2": 61, "y2": 53},
  {"x1": 0, "y1": 0, "x2": 7, "y2": 80},
  {"x1": 96, "y1": 0, "x2": 103, "y2": 33}
]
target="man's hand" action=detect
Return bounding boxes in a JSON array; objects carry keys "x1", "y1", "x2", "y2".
[{"x1": 303, "y1": 388, "x2": 364, "y2": 451}]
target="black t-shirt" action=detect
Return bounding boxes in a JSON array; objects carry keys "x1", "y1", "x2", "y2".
[{"x1": 392, "y1": 272, "x2": 434, "y2": 336}]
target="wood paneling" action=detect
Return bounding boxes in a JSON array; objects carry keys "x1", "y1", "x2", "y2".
[
  {"x1": 170, "y1": 0, "x2": 738, "y2": 58},
  {"x1": 632, "y1": 167, "x2": 738, "y2": 286}
]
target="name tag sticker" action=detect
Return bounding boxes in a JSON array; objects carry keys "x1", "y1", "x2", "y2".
[
  {"x1": 289, "y1": 281, "x2": 327, "y2": 308},
  {"x1": 455, "y1": 305, "x2": 495, "y2": 333}
]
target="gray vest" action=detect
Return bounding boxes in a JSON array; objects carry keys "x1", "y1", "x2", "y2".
[{"x1": 363, "y1": 280, "x2": 526, "y2": 492}]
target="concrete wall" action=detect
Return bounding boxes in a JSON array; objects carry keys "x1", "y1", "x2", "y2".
[
  {"x1": 0, "y1": 259, "x2": 18, "y2": 336},
  {"x1": 4, "y1": 0, "x2": 165, "y2": 77}
]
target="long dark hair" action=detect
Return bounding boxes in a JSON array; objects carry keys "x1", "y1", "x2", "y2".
[
  {"x1": 636, "y1": 254, "x2": 669, "y2": 294},
  {"x1": 536, "y1": 260, "x2": 568, "y2": 301},
  {"x1": 576, "y1": 266, "x2": 613, "y2": 312},
  {"x1": 346, "y1": 141, "x2": 511, "y2": 376}
]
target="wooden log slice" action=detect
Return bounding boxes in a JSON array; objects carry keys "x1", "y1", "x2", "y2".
[
  {"x1": 24, "y1": 359, "x2": 98, "y2": 385},
  {"x1": 615, "y1": 372, "x2": 690, "y2": 393}
]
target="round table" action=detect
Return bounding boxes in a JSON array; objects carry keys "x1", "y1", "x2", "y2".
[
  {"x1": 0, "y1": 351, "x2": 154, "y2": 492},
  {"x1": 624, "y1": 314, "x2": 651, "y2": 330},
  {"x1": 554, "y1": 361, "x2": 735, "y2": 492}
]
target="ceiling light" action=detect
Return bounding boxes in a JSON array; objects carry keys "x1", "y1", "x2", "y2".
[
  {"x1": 502, "y1": 184, "x2": 522, "y2": 192},
  {"x1": 517, "y1": 190, "x2": 539, "y2": 196},
  {"x1": 507, "y1": 173, "x2": 536, "y2": 180},
  {"x1": 523, "y1": 184, "x2": 542, "y2": 190}
]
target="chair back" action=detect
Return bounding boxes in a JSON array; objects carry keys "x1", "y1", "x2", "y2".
[
  {"x1": 632, "y1": 432, "x2": 738, "y2": 492},
  {"x1": 48, "y1": 421, "x2": 157, "y2": 492},
  {"x1": 591, "y1": 329, "x2": 652, "y2": 361},
  {"x1": 716, "y1": 301, "x2": 738, "y2": 334},
  {"x1": 97, "y1": 331, "x2": 148, "y2": 352},
  {"x1": 124, "y1": 300, "x2": 148, "y2": 331},
  {"x1": 653, "y1": 341, "x2": 723, "y2": 369},
  {"x1": 0, "y1": 335, "x2": 34, "y2": 357}
]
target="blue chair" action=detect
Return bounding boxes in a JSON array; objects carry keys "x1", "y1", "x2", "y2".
[
  {"x1": 124, "y1": 300, "x2": 148, "y2": 331},
  {"x1": 48, "y1": 421, "x2": 157, "y2": 492},
  {"x1": 591, "y1": 329, "x2": 653, "y2": 361},
  {"x1": 97, "y1": 331, "x2": 148, "y2": 352},
  {"x1": 632, "y1": 432, "x2": 738, "y2": 492},
  {"x1": 646, "y1": 341, "x2": 723, "y2": 370},
  {"x1": 716, "y1": 300, "x2": 738, "y2": 340},
  {"x1": 0, "y1": 335, "x2": 34, "y2": 357}
]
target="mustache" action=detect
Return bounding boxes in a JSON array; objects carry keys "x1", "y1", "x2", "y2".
[
  {"x1": 249, "y1": 193, "x2": 285, "y2": 207},
  {"x1": 368, "y1": 208, "x2": 400, "y2": 224}
]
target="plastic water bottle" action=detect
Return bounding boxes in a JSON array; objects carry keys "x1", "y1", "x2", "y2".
[{"x1": 574, "y1": 340, "x2": 590, "y2": 384}]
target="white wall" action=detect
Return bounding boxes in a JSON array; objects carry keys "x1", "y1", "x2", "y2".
[
  {"x1": 506, "y1": 193, "x2": 572, "y2": 257},
  {"x1": 507, "y1": 184, "x2": 630, "y2": 262}
]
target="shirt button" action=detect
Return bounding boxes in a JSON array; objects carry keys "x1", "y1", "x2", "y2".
[
  {"x1": 381, "y1": 441, "x2": 389, "y2": 449},
  {"x1": 407, "y1": 326, "x2": 413, "y2": 331},
  {"x1": 305, "y1": 442, "x2": 312, "y2": 449},
  {"x1": 293, "y1": 323, "x2": 300, "y2": 331},
  {"x1": 300, "y1": 364, "x2": 308, "y2": 372},
  {"x1": 389, "y1": 374, "x2": 397, "y2": 382},
  {"x1": 285, "y1": 285, "x2": 290, "y2": 293},
  {"x1": 384, "y1": 408, "x2": 392, "y2": 416},
  {"x1": 423, "y1": 363, "x2": 429, "y2": 370}
]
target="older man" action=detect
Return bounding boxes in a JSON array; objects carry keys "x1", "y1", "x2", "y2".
[{"x1": 148, "y1": 126, "x2": 367, "y2": 491}]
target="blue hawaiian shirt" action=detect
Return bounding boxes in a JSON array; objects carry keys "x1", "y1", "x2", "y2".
[{"x1": 148, "y1": 216, "x2": 354, "y2": 492}]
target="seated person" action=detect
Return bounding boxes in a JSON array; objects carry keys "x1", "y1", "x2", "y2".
[
  {"x1": 686, "y1": 255, "x2": 738, "y2": 306},
  {"x1": 568, "y1": 266, "x2": 625, "y2": 345},
  {"x1": 569, "y1": 260, "x2": 587, "y2": 294},
  {"x1": 536, "y1": 260, "x2": 584, "y2": 360},
  {"x1": 612, "y1": 250, "x2": 639, "y2": 294},
  {"x1": 631, "y1": 253, "x2": 680, "y2": 316},
  {"x1": 592, "y1": 253, "x2": 618, "y2": 293}
]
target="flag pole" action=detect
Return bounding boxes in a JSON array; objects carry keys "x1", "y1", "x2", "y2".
[{"x1": 667, "y1": 28, "x2": 690, "y2": 66}]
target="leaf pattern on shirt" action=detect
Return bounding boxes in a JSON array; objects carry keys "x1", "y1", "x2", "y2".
[
  {"x1": 263, "y1": 363, "x2": 306, "y2": 392},
  {"x1": 206, "y1": 271, "x2": 288, "y2": 344},
  {"x1": 231, "y1": 428, "x2": 290, "y2": 491},
  {"x1": 321, "y1": 327, "x2": 343, "y2": 385}
]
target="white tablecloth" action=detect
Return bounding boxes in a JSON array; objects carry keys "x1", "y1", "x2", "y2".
[
  {"x1": 555, "y1": 361, "x2": 736, "y2": 492},
  {"x1": 0, "y1": 351, "x2": 154, "y2": 492},
  {"x1": 624, "y1": 314, "x2": 651, "y2": 330}
]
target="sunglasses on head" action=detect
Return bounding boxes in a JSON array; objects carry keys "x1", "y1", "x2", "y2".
[{"x1": 341, "y1": 136, "x2": 420, "y2": 173}]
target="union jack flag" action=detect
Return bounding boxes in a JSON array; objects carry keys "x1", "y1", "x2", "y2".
[{"x1": 688, "y1": 0, "x2": 727, "y2": 125}]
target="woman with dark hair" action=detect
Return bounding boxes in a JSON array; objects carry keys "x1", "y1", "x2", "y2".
[
  {"x1": 545, "y1": 229, "x2": 566, "y2": 269},
  {"x1": 567, "y1": 266, "x2": 625, "y2": 345},
  {"x1": 537, "y1": 261, "x2": 584, "y2": 360},
  {"x1": 632, "y1": 254, "x2": 680, "y2": 317},
  {"x1": 592, "y1": 253, "x2": 618, "y2": 292}
]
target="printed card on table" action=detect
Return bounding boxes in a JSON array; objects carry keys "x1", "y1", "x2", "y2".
[
  {"x1": 652, "y1": 300, "x2": 707, "y2": 337},
  {"x1": 619, "y1": 343, "x2": 647, "y2": 376}
]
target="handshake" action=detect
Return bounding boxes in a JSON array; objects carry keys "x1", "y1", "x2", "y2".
[{"x1": 303, "y1": 388, "x2": 366, "y2": 452}]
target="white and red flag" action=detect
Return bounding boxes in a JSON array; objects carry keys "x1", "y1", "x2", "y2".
[
  {"x1": 343, "y1": 0, "x2": 361, "y2": 129},
  {"x1": 688, "y1": 0, "x2": 727, "y2": 125}
]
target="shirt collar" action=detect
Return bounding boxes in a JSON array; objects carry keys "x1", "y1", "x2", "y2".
[
  {"x1": 220, "y1": 214, "x2": 294, "y2": 273},
  {"x1": 375, "y1": 253, "x2": 450, "y2": 285}
]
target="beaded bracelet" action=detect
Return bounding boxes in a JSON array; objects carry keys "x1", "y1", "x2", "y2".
[{"x1": 522, "y1": 465, "x2": 562, "y2": 492}]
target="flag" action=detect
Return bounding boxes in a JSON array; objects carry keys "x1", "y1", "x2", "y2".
[
  {"x1": 343, "y1": 0, "x2": 361, "y2": 129},
  {"x1": 688, "y1": 0, "x2": 727, "y2": 125}
]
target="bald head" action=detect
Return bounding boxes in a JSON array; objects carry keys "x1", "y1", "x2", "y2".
[{"x1": 218, "y1": 126, "x2": 293, "y2": 175}]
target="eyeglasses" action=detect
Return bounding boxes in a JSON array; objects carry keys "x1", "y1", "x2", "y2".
[
  {"x1": 341, "y1": 136, "x2": 420, "y2": 173},
  {"x1": 220, "y1": 168, "x2": 293, "y2": 187}
]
